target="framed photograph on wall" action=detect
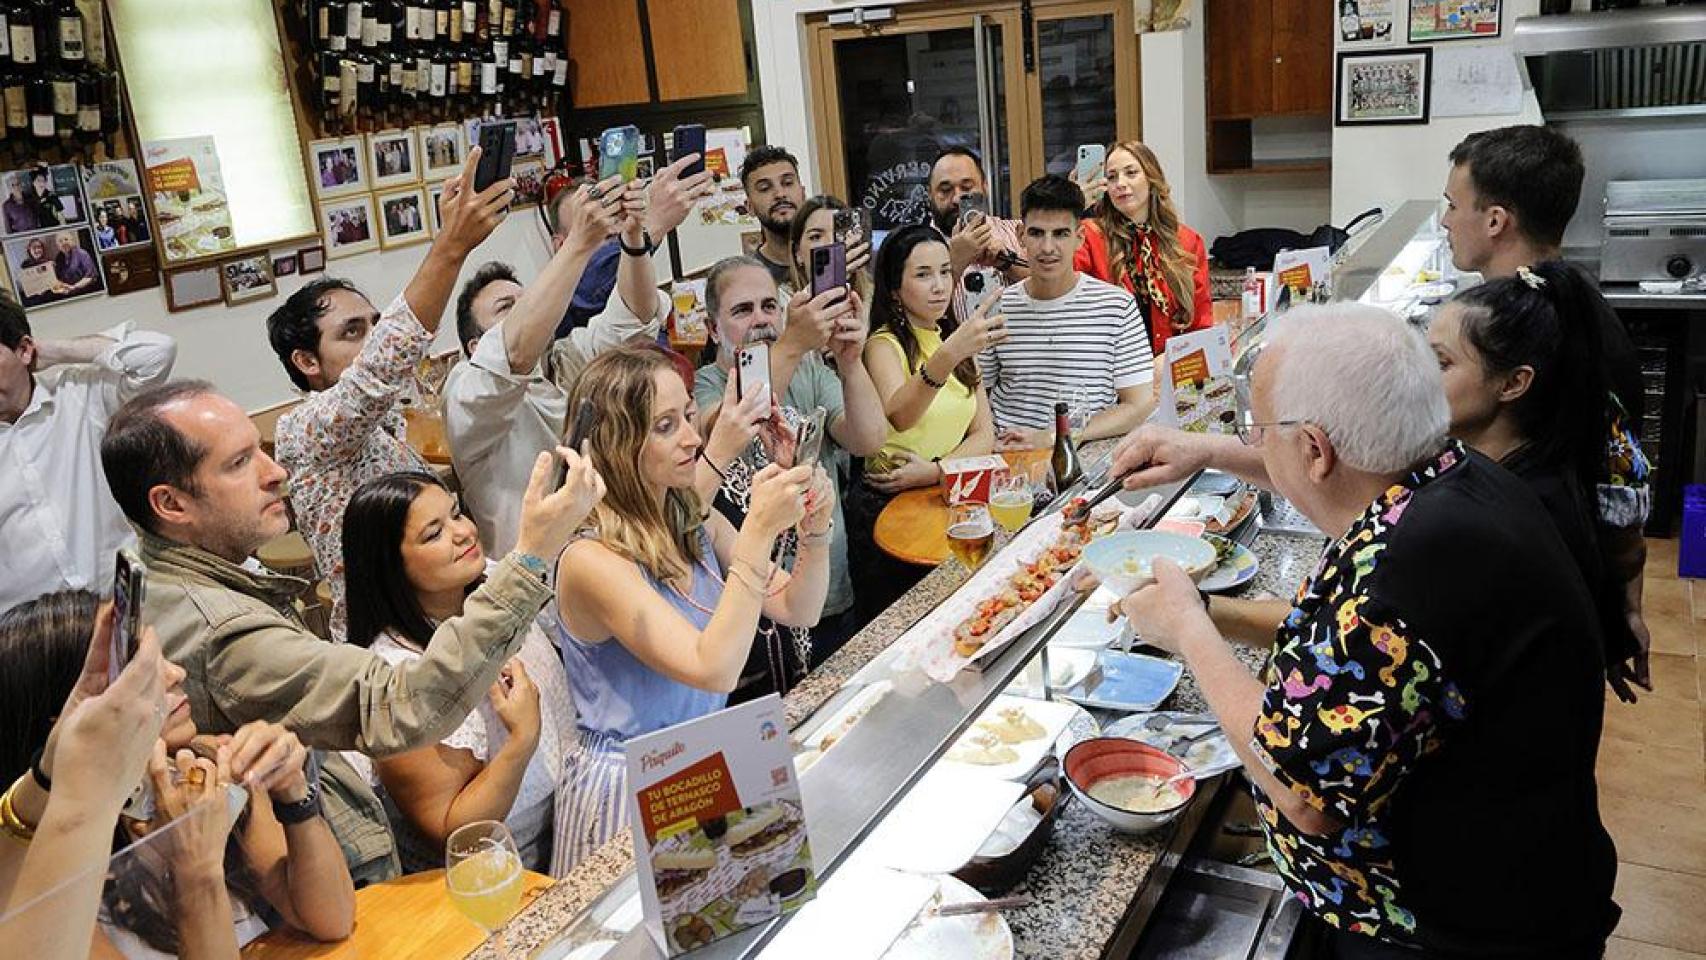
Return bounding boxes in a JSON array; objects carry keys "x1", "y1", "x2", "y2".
[
  {"x1": 272, "y1": 252, "x2": 298, "y2": 278},
  {"x1": 1338, "y1": 0, "x2": 1395, "y2": 45},
  {"x1": 367, "y1": 129, "x2": 420, "y2": 189},
  {"x1": 1336, "y1": 48, "x2": 1432, "y2": 125},
  {"x1": 163, "y1": 263, "x2": 224, "y2": 312},
  {"x1": 220, "y1": 252, "x2": 276, "y2": 304},
  {"x1": 511, "y1": 159, "x2": 545, "y2": 209},
  {"x1": 2, "y1": 164, "x2": 88, "y2": 237},
  {"x1": 420, "y1": 123, "x2": 465, "y2": 180},
  {"x1": 1408, "y1": 0, "x2": 1499, "y2": 42},
  {"x1": 308, "y1": 137, "x2": 369, "y2": 200},
  {"x1": 81, "y1": 160, "x2": 153, "y2": 251},
  {"x1": 298, "y1": 243, "x2": 326, "y2": 274},
  {"x1": 376, "y1": 186, "x2": 431, "y2": 249},
  {"x1": 3, "y1": 227, "x2": 105, "y2": 310},
  {"x1": 102, "y1": 246, "x2": 162, "y2": 296},
  {"x1": 319, "y1": 194, "x2": 379, "y2": 259}
]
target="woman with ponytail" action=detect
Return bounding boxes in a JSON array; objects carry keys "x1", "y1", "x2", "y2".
[
  {"x1": 1428, "y1": 260, "x2": 1644, "y2": 696},
  {"x1": 1074, "y1": 141, "x2": 1214, "y2": 356}
]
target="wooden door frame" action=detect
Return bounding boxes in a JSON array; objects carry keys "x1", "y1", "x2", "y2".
[
  {"x1": 806, "y1": 2, "x2": 1032, "y2": 212},
  {"x1": 1022, "y1": 0, "x2": 1142, "y2": 179}
]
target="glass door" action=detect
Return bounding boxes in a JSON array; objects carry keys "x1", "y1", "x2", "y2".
[
  {"x1": 810, "y1": 7, "x2": 1030, "y2": 233},
  {"x1": 1027, "y1": 0, "x2": 1142, "y2": 179}
]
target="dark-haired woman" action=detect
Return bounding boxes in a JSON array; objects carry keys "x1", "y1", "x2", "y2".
[
  {"x1": 0, "y1": 591, "x2": 354, "y2": 958},
  {"x1": 1074, "y1": 141, "x2": 1213, "y2": 357},
  {"x1": 782, "y1": 194, "x2": 872, "y2": 306},
  {"x1": 1428, "y1": 260, "x2": 1645, "y2": 695},
  {"x1": 846, "y1": 224, "x2": 1003, "y2": 622},
  {"x1": 341, "y1": 472, "x2": 575, "y2": 874}
]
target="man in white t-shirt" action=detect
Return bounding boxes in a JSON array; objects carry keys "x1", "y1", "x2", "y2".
[{"x1": 978, "y1": 174, "x2": 1156, "y2": 448}]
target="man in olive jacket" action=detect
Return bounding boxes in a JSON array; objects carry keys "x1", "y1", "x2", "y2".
[{"x1": 100, "y1": 380, "x2": 594, "y2": 885}]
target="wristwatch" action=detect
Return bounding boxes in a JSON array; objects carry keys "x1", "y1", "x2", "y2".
[
  {"x1": 619, "y1": 230, "x2": 656, "y2": 258},
  {"x1": 272, "y1": 752, "x2": 323, "y2": 826}
]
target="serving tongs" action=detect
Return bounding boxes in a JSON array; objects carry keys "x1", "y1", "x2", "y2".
[
  {"x1": 929, "y1": 894, "x2": 1032, "y2": 918},
  {"x1": 1061, "y1": 467, "x2": 1136, "y2": 524}
]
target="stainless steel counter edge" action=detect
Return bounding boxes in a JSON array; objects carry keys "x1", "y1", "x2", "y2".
[{"x1": 1331, "y1": 200, "x2": 1439, "y2": 304}]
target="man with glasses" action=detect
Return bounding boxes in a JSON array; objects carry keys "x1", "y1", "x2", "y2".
[{"x1": 1105, "y1": 303, "x2": 1618, "y2": 957}]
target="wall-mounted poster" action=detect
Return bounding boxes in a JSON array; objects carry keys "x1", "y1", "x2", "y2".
[
  {"x1": 1432, "y1": 44, "x2": 1524, "y2": 117},
  {"x1": 1408, "y1": 0, "x2": 1500, "y2": 42},
  {"x1": 142, "y1": 137, "x2": 236, "y2": 263},
  {"x1": 1336, "y1": 48, "x2": 1432, "y2": 125},
  {"x1": 1339, "y1": 0, "x2": 1395, "y2": 45}
]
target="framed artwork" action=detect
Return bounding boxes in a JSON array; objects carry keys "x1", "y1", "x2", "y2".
[
  {"x1": 426, "y1": 182, "x2": 445, "y2": 234},
  {"x1": 272, "y1": 252, "x2": 298, "y2": 278},
  {"x1": 511, "y1": 159, "x2": 545, "y2": 209},
  {"x1": 376, "y1": 186, "x2": 431, "y2": 249},
  {"x1": 1338, "y1": 0, "x2": 1395, "y2": 45},
  {"x1": 2, "y1": 164, "x2": 88, "y2": 238},
  {"x1": 220, "y1": 252, "x2": 276, "y2": 304},
  {"x1": 307, "y1": 136, "x2": 369, "y2": 200},
  {"x1": 319, "y1": 194, "x2": 379, "y2": 259},
  {"x1": 101, "y1": 246, "x2": 162, "y2": 296},
  {"x1": 420, "y1": 123, "x2": 465, "y2": 180},
  {"x1": 514, "y1": 116, "x2": 546, "y2": 158},
  {"x1": 1336, "y1": 48, "x2": 1432, "y2": 125},
  {"x1": 298, "y1": 243, "x2": 326, "y2": 274},
  {"x1": 367, "y1": 128, "x2": 420, "y2": 189},
  {"x1": 1408, "y1": 0, "x2": 1499, "y2": 42},
  {"x1": 163, "y1": 263, "x2": 224, "y2": 312},
  {"x1": 81, "y1": 161, "x2": 154, "y2": 253},
  {"x1": 3, "y1": 227, "x2": 105, "y2": 310}
]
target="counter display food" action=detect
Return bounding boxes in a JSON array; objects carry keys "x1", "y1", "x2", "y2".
[{"x1": 471, "y1": 433, "x2": 1328, "y2": 960}]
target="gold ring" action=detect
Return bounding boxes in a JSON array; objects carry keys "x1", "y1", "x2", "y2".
[{"x1": 186, "y1": 767, "x2": 206, "y2": 788}]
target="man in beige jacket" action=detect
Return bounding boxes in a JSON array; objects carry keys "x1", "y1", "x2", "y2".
[{"x1": 100, "y1": 379, "x2": 603, "y2": 885}]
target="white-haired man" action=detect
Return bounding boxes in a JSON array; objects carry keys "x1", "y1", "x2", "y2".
[{"x1": 1109, "y1": 304, "x2": 1618, "y2": 957}]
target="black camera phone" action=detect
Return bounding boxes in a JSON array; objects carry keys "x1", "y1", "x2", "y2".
[{"x1": 473, "y1": 120, "x2": 518, "y2": 194}]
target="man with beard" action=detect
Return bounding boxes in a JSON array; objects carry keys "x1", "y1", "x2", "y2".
[
  {"x1": 926, "y1": 147, "x2": 1029, "y2": 319},
  {"x1": 739, "y1": 145, "x2": 807, "y2": 288}
]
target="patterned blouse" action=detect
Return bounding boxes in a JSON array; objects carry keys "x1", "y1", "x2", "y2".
[
  {"x1": 276, "y1": 295, "x2": 432, "y2": 638},
  {"x1": 1250, "y1": 443, "x2": 1469, "y2": 943}
]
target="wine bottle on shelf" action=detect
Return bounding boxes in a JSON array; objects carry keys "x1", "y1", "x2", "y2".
[
  {"x1": 432, "y1": 0, "x2": 450, "y2": 42},
  {"x1": 428, "y1": 34, "x2": 448, "y2": 117},
  {"x1": 2, "y1": 64, "x2": 26, "y2": 139},
  {"x1": 0, "y1": 2, "x2": 12, "y2": 72},
  {"x1": 326, "y1": 0, "x2": 349, "y2": 51},
  {"x1": 319, "y1": 48, "x2": 343, "y2": 133},
  {"x1": 460, "y1": 0, "x2": 477, "y2": 43},
  {"x1": 73, "y1": 65, "x2": 97, "y2": 146},
  {"x1": 445, "y1": 0, "x2": 462, "y2": 44},
  {"x1": 96, "y1": 62, "x2": 116, "y2": 139},
  {"x1": 1048, "y1": 402, "x2": 1083, "y2": 494},
  {"x1": 10, "y1": 0, "x2": 38, "y2": 70},
  {"x1": 49, "y1": 56, "x2": 74, "y2": 142},
  {"x1": 499, "y1": 0, "x2": 515, "y2": 38},
  {"x1": 544, "y1": 0, "x2": 560, "y2": 42},
  {"x1": 52, "y1": 0, "x2": 79, "y2": 63},
  {"x1": 344, "y1": 0, "x2": 362, "y2": 44},
  {"x1": 26, "y1": 65, "x2": 53, "y2": 143}
]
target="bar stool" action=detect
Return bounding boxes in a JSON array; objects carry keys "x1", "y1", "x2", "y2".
[{"x1": 257, "y1": 531, "x2": 329, "y2": 639}]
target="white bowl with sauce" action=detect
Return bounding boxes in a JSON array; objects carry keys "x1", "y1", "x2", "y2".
[{"x1": 1062, "y1": 737, "x2": 1195, "y2": 834}]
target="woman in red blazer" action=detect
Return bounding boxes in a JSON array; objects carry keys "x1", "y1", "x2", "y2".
[{"x1": 1073, "y1": 140, "x2": 1215, "y2": 357}]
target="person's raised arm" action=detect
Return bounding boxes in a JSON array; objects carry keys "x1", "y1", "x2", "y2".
[
  {"x1": 1111, "y1": 425, "x2": 1270, "y2": 491},
  {"x1": 502, "y1": 177, "x2": 624, "y2": 374},
  {"x1": 402, "y1": 147, "x2": 514, "y2": 334},
  {"x1": 864, "y1": 289, "x2": 1006, "y2": 433},
  {"x1": 823, "y1": 289, "x2": 886, "y2": 457},
  {"x1": 724, "y1": 465, "x2": 832, "y2": 627}
]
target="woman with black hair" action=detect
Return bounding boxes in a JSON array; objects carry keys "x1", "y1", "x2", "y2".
[
  {"x1": 0, "y1": 591, "x2": 353, "y2": 958},
  {"x1": 341, "y1": 471, "x2": 574, "y2": 874},
  {"x1": 1428, "y1": 260, "x2": 1645, "y2": 694}
]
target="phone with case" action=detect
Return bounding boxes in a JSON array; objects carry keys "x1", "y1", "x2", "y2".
[
  {"x1": 599, "y1": 125, "x2": 641, "y2": 182},
  {"x1": 962, "y1": 267, "x2": 1002, "y2": 320},
  {"x1": 832, "y1": 207, "x2": 868, "y2": 251},
  {"x1": 794, "y1": 406, "x2": 828, "y2": 469},
  {"x1": 1074, "y1": 144, "x2": 1107, "y2": 186},
  {"x1": 473, "y1": 120, "x2": 517, "y2": 193},
  {"x1": 958, "y1": 192, "x2": 989, "y2": 227},
  {"x1": 558, "y1": 398, "x2": 596, "y2": 488},
  {"x1": 671, "y1": 123, "x2": 707, "y2": 178},
  {"x1": 809, "y1": 242, "x2": 848, "y2": 301},
  {"x1": 736, "y1": 341, "x2": 772, "y2": 404},
  {"x1": 109, "y1": 549, "x2": 146, "y2": 686}
]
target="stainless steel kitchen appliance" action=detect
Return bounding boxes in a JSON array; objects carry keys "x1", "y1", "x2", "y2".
[{"x1": 1601, "y1": 178, "x2": 1706, "y2": 284}]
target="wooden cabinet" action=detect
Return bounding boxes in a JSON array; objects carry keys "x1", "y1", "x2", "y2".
[
  {"x1": 1204, "y1": 0, "x2": 1331, "y2": 174},
  {"x1": 568, "y1": 0, "x2": 752, "y2": 108}
]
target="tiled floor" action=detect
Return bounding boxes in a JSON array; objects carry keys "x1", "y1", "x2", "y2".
[{"x1": 1602, "y1": 539, "x2": 1706, "y2": 959}]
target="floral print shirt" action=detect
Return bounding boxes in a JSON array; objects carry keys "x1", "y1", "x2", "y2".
[
  {"x1": 276, "y1": 295, "x2": 431, "y2": 638},
  {"x1": 1598, "y1": 392, "x2": 1652, "y2": 530},
  {"x1": 1250, "y1": 443, "x2": 1469, "y2": 943}
]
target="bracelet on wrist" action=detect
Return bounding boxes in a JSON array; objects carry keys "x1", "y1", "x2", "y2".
[
  {"x1": 919, "y1": 363, "x2": 947, "y2": 390},
  {"x1": 1, "y1": 779, "x2": 38, "y2": 843},
  {"x1": 29, "y1": 747, "x2": 51, "y2": 792},
  {"x1": 698, "y1": 448, "x2": 728, "y2": 482}
]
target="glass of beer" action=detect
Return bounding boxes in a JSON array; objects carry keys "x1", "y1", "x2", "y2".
[
  {"x1": 989, "y1": 472, "x2": 1033, "y2": 532},
  {"x1": 947, "y1": 503, "x2": 995, "y2": 570},
  {"x1": 447, "y1": 820, "x2": 525, "y2": 956}
]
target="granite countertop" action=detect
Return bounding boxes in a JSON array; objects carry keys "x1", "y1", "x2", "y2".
[{"x1": 478, "y1": 493, "x2": 1327, "y2": 960}]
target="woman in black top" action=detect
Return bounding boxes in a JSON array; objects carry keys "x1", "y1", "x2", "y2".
[{"x1": 1428, "y1": 260, "x2": 1638, "y2": 690}]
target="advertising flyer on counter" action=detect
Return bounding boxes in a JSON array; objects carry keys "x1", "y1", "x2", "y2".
[
  {"x1": 627, "y1": 695, "x2": 816, "y2": 956},
  {"x1": 1161, "y1": 326, "x2": 1235, "y2": 434}
]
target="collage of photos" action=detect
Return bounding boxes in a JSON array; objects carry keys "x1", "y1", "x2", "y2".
[{"x1": 0, "y1": 161, "x2": 158, "y2": 312}]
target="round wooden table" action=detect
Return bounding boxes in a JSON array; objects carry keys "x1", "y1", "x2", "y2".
[
  {"x1": 872, "y1": 449, "x2": 1051, "y2": 566},
  {"x1": 244, "y1": 868, "x2": 552, "y2": 959}
]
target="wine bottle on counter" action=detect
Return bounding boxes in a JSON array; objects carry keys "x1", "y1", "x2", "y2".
[{"x1": 1049, "y1": 403, "x2": 1082, "y2": 494}]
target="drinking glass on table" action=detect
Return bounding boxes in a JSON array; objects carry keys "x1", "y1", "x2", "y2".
[
  {"x1": 989, "y1": 472, "x2": 1034, "y2": 532},
  {"x1": 446, "y1": 820, "x2": 525, "y2": 957},
  {"x1": 947, "y1": 503, "x2": 996, "y2": 570}
]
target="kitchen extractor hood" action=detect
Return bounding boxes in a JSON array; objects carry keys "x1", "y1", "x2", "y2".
[{"x1": 1514, "y1": 6, "x2": 1706, "y2": 120}]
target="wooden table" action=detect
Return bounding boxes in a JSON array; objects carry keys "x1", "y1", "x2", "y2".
[
  {"x1": 244, "y1": 868, "x2": 553, "y2": 959},
  {"x1": 872, "y1": 449, "x2": 1050, "y2": 566}
]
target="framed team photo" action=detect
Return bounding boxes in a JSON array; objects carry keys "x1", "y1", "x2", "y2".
[
  {"x1": 220, "y1": 252, "x2": 277, "y2": 305},
  {"x1": 1336, "y1": 48, "x2": 1432, "y2": 125}
]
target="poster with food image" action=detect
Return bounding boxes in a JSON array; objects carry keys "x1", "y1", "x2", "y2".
[
  {"x1": 1160, "y1": 326, "x2": 1235, "y2": 434},
  {"x1": 142, "y1": 136, "x2": 236, "y2": 263},
  {"x1": 627, "y1": 695, "x2": 816, "y2": 957}
]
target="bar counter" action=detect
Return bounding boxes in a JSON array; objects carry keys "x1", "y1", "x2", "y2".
[{"x1": 477, "y1": 457, "x2": 1327, "y2": 960}]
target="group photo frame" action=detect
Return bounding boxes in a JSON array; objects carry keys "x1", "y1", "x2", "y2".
[
  {"x1": 1336, "y1": 48, "x2": 1432, "y2": 125},
  {"x1": 308, "y1": 136, "x2": 369, "y2": 200},
  {"x1": 368, "y1": 129, "x2": 421, "y2": 189},
  {"x1": 376, "y1": 186, "x2": 431, "y2": 249}
]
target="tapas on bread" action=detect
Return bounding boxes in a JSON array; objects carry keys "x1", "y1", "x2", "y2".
[{"x1": 951, "y1": 499, "x2": 1119, "y2": 658}]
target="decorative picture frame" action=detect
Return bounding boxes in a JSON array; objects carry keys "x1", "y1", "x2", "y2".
[
  {"x1": 319, "y1": 194, "x2": 379, "y2": 260},
  {"x1": 1407, "y1": 0, "x2": 1500, "y2": 43},
  {"x1": 1336, "y1": 48, "x2": 1432, "y2": 126},
  {"x1": 3, "y1": 227, "x2": 106, "y2": 311},
  {"x1": 2, "y1": 163, "x2": 89, "y2": 238},
  {"x1": 367, "y1": 129, "x2": 421, "y2": 189},
  {"x1": 376, "y1": 186, "x2": 431, "y2": 250},
  {"x1": 419, "y1": 123, "x2": 465, "y2": 181},
  {"x1": 511, "y1": 159, "x2": 546, "y2": 209},
  {"x1": 1337, "y1": 0, "x2": 1396, "y2": 46},
  {"x1": 307, "y1": 136, "x2": 369, "y2": 200},
  {"x1": 298, "y1": 243, "x2": 326, "y2": 274},
  {"x1": 101, "y1": 246, "x2": 162, "y2": 296},
  {"x1": 220, "y1": 252, "x2": 276, "y2": 305},
  {"x1": 163, "y1": 263, "x2": 224, "y2": 312}
]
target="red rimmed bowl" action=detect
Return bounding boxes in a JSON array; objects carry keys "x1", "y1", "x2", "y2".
[{"x1": 1063, "y1": 737, "x2": 1195, "y2": 834}]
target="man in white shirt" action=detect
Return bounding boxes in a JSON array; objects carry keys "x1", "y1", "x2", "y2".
[
  {"x1": 0, "y1": 301, "x2": 176, "y2": 613},
  {"x1": 978, "y1": 175, "x2": 1156, "y2": 447}
]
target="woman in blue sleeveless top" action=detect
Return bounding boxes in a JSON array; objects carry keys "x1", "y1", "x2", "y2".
[{"x1": 548, "y1": 345, "x2": 834, "y2": 874}]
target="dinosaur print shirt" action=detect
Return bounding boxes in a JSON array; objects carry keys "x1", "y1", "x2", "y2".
[{"x1": 1249, "y1": 441, "x2": 1620, "y2": 956}]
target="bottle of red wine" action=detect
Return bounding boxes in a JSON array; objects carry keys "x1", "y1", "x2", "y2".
[{"x1": 1049, "y1": 402, "x2": 1082, "y2": 493}]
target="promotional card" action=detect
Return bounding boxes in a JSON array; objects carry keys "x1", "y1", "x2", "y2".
[{"x1": 1160, "y1": 326, "x2": 1235, "y2": 434}]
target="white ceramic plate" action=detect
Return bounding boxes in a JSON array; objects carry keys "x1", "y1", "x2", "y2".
[
  {"x1": 1197, "y1": 537, "x2": 1259, "y2": 593},
  {"x1": 939, "y1": 695, "x2": 1080, "y2": 781},
  {"x1": 862, "y1": 766, "x2": 1028, "y2": 875},
  {"x1": 1081, "y1": 531, "x2": 1218, "y2": 595},
  {"x1": 884, "y1": 875, "x2": 1015, "y2": 960},
  {"x1": 1104, "y1": 710, "x2": 1240, "y2": 778},
  {"x1": 1048, "y1": 590, "x2": 1125, "y2": 649}
]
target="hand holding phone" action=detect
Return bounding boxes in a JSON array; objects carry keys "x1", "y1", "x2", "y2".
[
  {"x1": 736, "y1": 341, "x2": 772, "y2": 405},
  {"x1": 958, "y1": 192, "x2": 989, "y2": 227},
  {"x1": 109, "y1": 549, "x2": 146, "y2": 686},
  {"x1": 671, "y1": 124, "x2": 707, "y2": 179},
  {"x1": 793, "y1": 406, "x2": 828, "y2": 469},
  {"x1": 810, "y1": 242, "x2": 848, "y2": 300},
  {"x1": 473, "y1": 120, "x2": 518, "y2": 194},
  {"x1": 599, "y1": 125, "x2": 641, "y2": 183}
]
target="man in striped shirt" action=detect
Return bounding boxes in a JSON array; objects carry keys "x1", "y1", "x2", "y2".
[{"x1": 978, "y1": 175, "x2": 1156, "y2": 448}]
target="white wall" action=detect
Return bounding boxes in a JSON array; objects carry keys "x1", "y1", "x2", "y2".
[{"x1": 25, "y1": 214, "x2": 558, "y2": 413}]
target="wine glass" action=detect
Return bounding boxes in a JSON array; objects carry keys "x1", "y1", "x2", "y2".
[
  {"x1": 989, "y1": 472, "x2": 1033, "y2": 533},
  {"x1": 946, "y1": 503, "x2": 995, "y2": 570},
  {"x1": 446, "y1": 820, "x2": 525, "y2": 957}
]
